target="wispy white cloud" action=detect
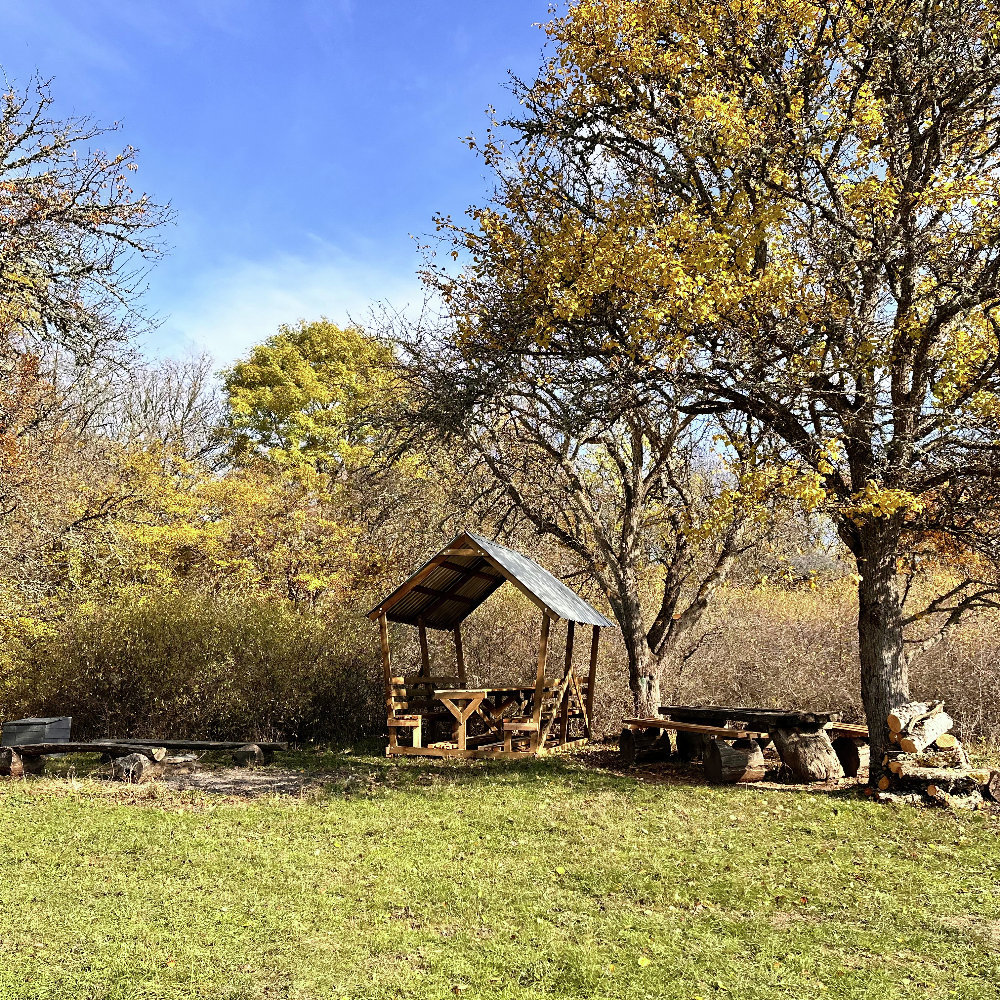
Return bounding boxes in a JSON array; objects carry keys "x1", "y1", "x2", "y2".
[{"x1": 150, "y1": 245, "x2": 423, "y2": 363}]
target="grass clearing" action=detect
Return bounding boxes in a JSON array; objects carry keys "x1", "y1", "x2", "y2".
[{"x1": 1, "y1": 749, "x2": 998, "y2": 1000}]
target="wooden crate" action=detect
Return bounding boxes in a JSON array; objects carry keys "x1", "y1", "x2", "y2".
[{"x1": 1, "y1": 717, "x2": 72, "y2": 747}]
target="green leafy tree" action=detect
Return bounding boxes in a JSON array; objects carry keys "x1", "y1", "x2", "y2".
[{"x1": 223, "y1": 319, "x2": 397, "y2": 474}]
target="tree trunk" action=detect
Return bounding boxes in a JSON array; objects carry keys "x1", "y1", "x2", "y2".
[
  {"x1": 624, "y1": 625, "x2": 662, "y2": 717},
  {"x1": 855, "y1": 522, "x2": 910, "y2": 778}
]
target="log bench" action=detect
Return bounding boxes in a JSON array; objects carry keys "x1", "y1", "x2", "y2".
[{"x1": 0, "y1": 742, "x2": 167, "y2": 779}]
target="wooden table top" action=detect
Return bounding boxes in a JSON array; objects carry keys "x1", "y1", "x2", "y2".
[
  {"x1": 659, "y1": 704, "x2": 843, "y2": 727},
  {"x1": 435, "y1": 686, "x2": 536, "y2": 697}
]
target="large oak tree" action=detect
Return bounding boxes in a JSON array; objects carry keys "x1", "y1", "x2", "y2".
[{"x1": 426, "y1": 0, "x2": 1000, "y2": 766}]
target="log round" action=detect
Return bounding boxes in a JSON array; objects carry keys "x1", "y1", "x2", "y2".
[
  {"x1": 675, "y1": 729, "x2": 708, "y2": 762},
  {"x1": 703, "y1": 738, "x2": 766, "y2": 784},
  {"x1": 618, "y1": 728, "x2": 662, "y2": 765},
  {"x1": 771, "y1": 727, "x2": 844, "y2": 782},
  {"x1": 111, "y1": 752, "x2": 162, "y2": 784},
  {"x1": 832, "y1": 736, "x2": 862, "y2": 778},
  {"x1": 887, "y1": 701, "x2": 942, "y2": 734},
  {"x1": 898, "y1": 712, "x2": 954, "y2": 754}
]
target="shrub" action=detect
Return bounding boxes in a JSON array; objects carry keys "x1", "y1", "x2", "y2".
[{"x1": 1, "y1": 590, "x2": 382, "y2": 743}]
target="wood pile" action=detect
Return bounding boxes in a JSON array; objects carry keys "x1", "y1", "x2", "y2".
[{"x1": 875, "y1": 702, "x2": 999, "y2": 810}]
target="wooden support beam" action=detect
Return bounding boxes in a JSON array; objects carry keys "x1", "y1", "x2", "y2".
[
  {"x1": 531, "y1": 614, "x2": 552, "y2": 742},
  {"x1": 586, "y1": 626, "x2": 600, "y2": 738},
  {"x1": 559, "y1": 621, "x2": 575, "y2": 744},
  {"x1": 417, "y1": 622, "x2": 432, "y2": 677},
  {"x1": 454, "y1": 626, "x2": 467, "y2": 685},
  {"x1": 439, "y1": 560, "x2": 505, "y2": 583},
  {"x1": 417, "y1": 556, "x2": 494, "y2": 621},
  {"x1": 379, "y1": 613, "x2": 392, "y2": 710}
]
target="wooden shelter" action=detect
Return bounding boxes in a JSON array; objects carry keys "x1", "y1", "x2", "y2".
[{"x1": 368, "y1": 531, "x2": 614, "y2": 759}]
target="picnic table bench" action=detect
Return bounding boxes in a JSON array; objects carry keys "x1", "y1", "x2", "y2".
[{"x1": 622, "y1": 704, "x2": 869, "y2": 783}]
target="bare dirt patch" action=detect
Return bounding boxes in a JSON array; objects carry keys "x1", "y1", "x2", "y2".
[{"x1": 160, "y1": 766, "x2": 320, "y2": 797}]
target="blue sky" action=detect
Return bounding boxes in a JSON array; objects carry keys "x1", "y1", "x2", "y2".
[{"x1": 0, "y1": 0, "x2": 552, "y2": 361}]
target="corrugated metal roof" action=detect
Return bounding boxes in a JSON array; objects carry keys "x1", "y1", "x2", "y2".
[
  {"x1": 465, "y1": 533, "x2": 614, "y2": 627},
  {"x1": 368, "y1": 531, "x2": 615, "y2": 630}
]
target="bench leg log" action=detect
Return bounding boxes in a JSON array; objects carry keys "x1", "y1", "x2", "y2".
[
  {"x1": 772, "y1": 727, "x2": 844, "y2": 782},
  {"x1": 0, "y1": 748, "x2": 27, "y2": 777},
  {"x1": 832, "y1": 736, "x2": 863, "y2": 778},
  {"x1": 619, "y1": 727, "x2": 668, "y2": 765},
  {"x1": 704, "y1": 738, "x2": 767, "y2": 784},
  {"x1": 675, "y1": 729, "x2": 711, "y2": 762},
  {"x1": 111, "y1": 752, "x2": 162, "y2": 784}
]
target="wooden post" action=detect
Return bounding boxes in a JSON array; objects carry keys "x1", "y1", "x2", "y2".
[
  {"x1": 586, "y1": 626, "x2": 600, "y2": 739},
  {"x1": 559, "y1": 621, "x2": 575, "y2": 744},
  {"x1": 454, "y1": 626, "x2": 466, "y2": 685},
  {"x1": 418, "y1": 622, "x2": 430, "y2": 677},
  {"x1": 531, "y1": 614, "x2": 552, "y2": 748},
  {"x1": 379, "y1": 613, "x2": 392, "y2": 710}
]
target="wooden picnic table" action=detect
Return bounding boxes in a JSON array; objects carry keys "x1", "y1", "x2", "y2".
[
  {"x1": 434, "y1": 687, "x2": 539, "y2": 750},
  {"x1": 622, "y1": 704, "x2": 868, "y2": 782}
]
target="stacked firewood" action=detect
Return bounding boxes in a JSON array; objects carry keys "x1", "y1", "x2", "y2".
[{"x1": 875, "y1": 701, "x2": 1000, "y2": 809}]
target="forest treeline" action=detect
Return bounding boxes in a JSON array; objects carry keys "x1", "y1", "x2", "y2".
[
  {"x1": 5, "y1": 1, "x2": 1000, "y2": 755},
  {"x1": 1, "y1": 315, "x2": 997, "y2": 744}
]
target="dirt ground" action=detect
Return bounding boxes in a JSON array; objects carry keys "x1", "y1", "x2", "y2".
[{"x1": 152, "y1": 741, "x2": 870, "y2": 799}]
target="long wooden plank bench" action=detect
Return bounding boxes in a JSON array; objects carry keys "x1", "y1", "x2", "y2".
[
  {"x1": 102, "y1": 739, "x2": 287, "y2": 752},
  {"x1": 623, "y1": 718, "x2": 770, "y2": 740}
]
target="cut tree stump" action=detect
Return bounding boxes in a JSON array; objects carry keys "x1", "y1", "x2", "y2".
[
  {"x1": 899, "y1": 712, "x2": 954, "y2": 754},
  {"x1": 675, "y1": 729, "x2": 710, "y2": 762},
  {"x1": 771, "y1": 727, "x2": 844, "y2": 782},
  {"x1": 703, "y1": 738, "x2": 766, "y2": 784},
  {"x1": 110, "y1": 753, "x2": 163, "y2": 784},
  {"x1": 831, "y1": 736, "x2": 862, "y2": 778},
  {"x1": 0, "y1": 748, "x2": 22, "y2": 777}
]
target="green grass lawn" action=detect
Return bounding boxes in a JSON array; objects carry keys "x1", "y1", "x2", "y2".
[{"x1": 1, "y1": 749, "x2": 998, "y2": 1000}]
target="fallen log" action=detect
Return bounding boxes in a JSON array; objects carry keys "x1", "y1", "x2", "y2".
[
  {"x1": 928, "y1": 788, "x2": 983, "y2": 810},
  {"x1": 771, "y1": 727, "x2": 844, "y2": 782},
  {"x1": 887, "y1": 746, "x2": 970, "y2": 773},
  {"x1": 898, "y1": 712, "x2": 954, "y2": 754},
  {"x1": 703, "y1": 738, "x2": 766, "y2": 784},
  {"x1": 934, "y1": 732, "x2": 959, "y2": 749},
  {"x1": 887, "y1": 701, "x2": 943, "y2": 734},
  {"x1": 894, "y1": 764, "x2": 990, "y2": 795},
  {"x1": 875, "y1": 791, "x2": 930, "y2": 806}
]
